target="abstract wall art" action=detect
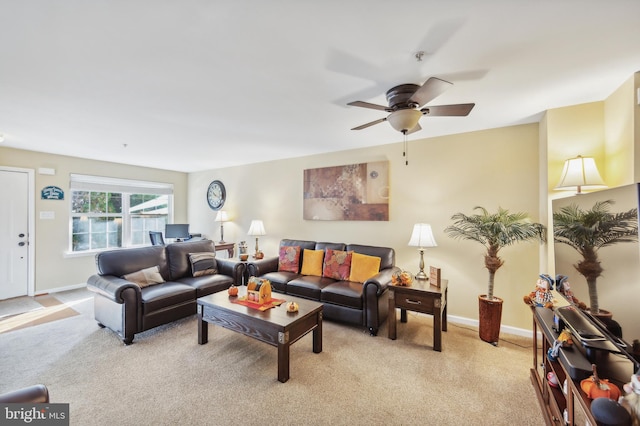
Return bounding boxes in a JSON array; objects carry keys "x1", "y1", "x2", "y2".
[{"x1": 303, "y1": 161, "x2": 389, "y2": 221}]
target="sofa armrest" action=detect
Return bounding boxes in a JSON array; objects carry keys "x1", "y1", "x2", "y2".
[
  {"x1": 87, "y1": 274, "x2": 141, "y2": 303},
  {"x1": 215, "y1": 258, "x2": 242, "y2": 281},
  {"x1": 0, "y1": 385, "x2": 49, "y2": 403},
  {"x1": 246, "y1": 256, "x2": 279, "y2": 278},
  {"x1": 363, "y1": 267, "x2": 400, "y2": 295}
]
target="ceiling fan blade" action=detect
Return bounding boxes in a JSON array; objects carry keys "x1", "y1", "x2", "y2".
[
  {"x1": 421, "y1": 103, "x2": 475, "y2": 116},
  {"x1": 351, "y1": 117, "x2": 387, "y2": 130},
  {"x1": 347, "y1": 101, "x2": 389, "y2": 111},
  {"x1": 406, "y1": 123, "x2": 422, "y2": 135},
  {"x1": 408, "y1": 77, "x2": 452, "y2": 107}
]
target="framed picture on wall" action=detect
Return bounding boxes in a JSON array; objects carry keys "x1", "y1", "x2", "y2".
[{"x1": 303, "y1": 161, "x2": 389, "y2": 221}]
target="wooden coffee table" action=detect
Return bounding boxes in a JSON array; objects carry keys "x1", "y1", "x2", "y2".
[{"x1": 197, "y1": 291, "x2": 323, "y2": 382}]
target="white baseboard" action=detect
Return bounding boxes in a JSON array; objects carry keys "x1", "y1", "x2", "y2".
[
  {"x1": 36, "y1": 283, "x2": 87, "y2": 296},
  {"x1": 447, "y1": 314, "x2": 532, "y2": 338}
]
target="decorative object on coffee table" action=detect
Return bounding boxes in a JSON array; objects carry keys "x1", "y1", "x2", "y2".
[
  {"x1": 408, "y1": 223, "x2": 437, "y2": 280},
  {"x1": 248, "y1": 219, "x2": 266, "y2": 258},
  {"x1": 246, "y1": 276, "x2": 272, "y2": 304}
]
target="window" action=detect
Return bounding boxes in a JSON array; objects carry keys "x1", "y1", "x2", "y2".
[{"x1": 69, "y1": 174, "x2": 173, "y2": 253}]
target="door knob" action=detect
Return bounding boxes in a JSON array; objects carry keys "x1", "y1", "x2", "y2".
[
  {"x1": 18, "y1": 233, "x2": 25, "y2": 238},
  {"x1": 18, "y1": 242, "x2": 26, "y2": 246}
]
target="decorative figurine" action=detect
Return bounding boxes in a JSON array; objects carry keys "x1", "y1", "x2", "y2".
[{"x1": 523, "y1": 275, "x2": 554, "y2": 308}]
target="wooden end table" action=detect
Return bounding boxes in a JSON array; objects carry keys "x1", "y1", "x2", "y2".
[
  {"x1": 214, "y1": 242, "x2": 235, "y2": 258},
  {"x1": 197, "y1": 291, "x2": 323, "y2": 382},
  {"x1": 388, "y1": 279, "x2": 448, "y2": 351}
]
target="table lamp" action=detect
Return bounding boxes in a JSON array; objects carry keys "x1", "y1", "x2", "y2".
[
  {"x1": 554, "y1": 155, "x2": 607, "y2": 194},
  {"x1": 247, "y1": 220, "x2": 266, "y2": 258},
  {"x1": 214, "y1": 210, "x2": 229, "y2": 243},
  {"x1": 408, "y1": 223, "x2": 437, "y2": 280}
]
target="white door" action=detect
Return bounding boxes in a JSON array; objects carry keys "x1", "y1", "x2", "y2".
[{"x1": 0, "y1": 168, "x2": 31, "y2": 299}]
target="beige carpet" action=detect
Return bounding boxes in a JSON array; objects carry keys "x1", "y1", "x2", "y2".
[{"x1": 0, "y1": 288, "x2": 545, "y2": 425}]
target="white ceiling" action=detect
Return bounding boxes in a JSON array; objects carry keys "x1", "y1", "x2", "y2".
[{"x1": 2, "y1": 1, "x2": 640, "y2": 173}]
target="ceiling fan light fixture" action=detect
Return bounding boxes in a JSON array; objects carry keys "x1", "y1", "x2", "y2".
[{"x1": 388, "y1": 109, "x2": 422, "y2": 133}]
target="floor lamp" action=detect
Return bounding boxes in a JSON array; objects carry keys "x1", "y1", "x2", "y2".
[{"x1": 408, "y1": 223, "x2": 437, "y2": 280}]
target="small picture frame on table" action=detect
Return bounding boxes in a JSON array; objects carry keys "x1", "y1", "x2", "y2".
[{"x1": 429, "y1": 266, "x2": 441, "y2": 288}]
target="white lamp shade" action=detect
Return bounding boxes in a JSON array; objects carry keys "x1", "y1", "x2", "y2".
[
  {"x1": 555, "y1": 155, "x2": 607, "y2": 192},
  {"x1": 387, "y1": 109, "x2": 422, "y2": 133},
  {"x1": 215, "y1": 210, "x2": 229, "y2": 222},
  {"x1": 247, "y1": 220, "x2": 266, "y2": 236},
  {"x1": 408, "y1": 223, "x2": 437, "y2": 248}
]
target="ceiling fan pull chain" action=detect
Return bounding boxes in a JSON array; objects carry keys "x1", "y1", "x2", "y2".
[{"x1": 403, "y1": 131, "x2": 409, "y2": 166}]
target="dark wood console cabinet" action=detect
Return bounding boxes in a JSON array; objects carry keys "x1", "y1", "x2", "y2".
[{"x1": 531, "y1": 307, "x2": 597, "y2": 425}]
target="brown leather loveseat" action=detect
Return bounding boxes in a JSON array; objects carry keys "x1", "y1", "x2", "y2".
[
  {"x1": 247, "y1": 239, "x2": 399, "y2": 335},
  {"x1": 87, "y1": 239, "x2": 239, "y2": 344}
]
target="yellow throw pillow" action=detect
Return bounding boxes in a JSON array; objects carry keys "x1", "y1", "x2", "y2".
[
  {"x1": 300, "y1": 249, "x2": 324, "y2": 276},
  {"x1": 349, "y1": 252, "x2": 381, "y2": 283}
]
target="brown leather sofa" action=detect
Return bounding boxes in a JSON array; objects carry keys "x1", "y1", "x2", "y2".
[
  {"x1": 87, "y1": 239, "x2": 239, "y2": 344},
  {"x1": 247, "y1": 239, "x2": 399, "y2": 335}
]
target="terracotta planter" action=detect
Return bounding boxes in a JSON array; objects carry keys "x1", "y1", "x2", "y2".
[{"x1": 478, "y1": 295, "x2": 503, "y2": 344}]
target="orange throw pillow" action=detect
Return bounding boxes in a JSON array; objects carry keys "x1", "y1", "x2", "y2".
[
  {"x1": 349, "y1": 252, "x2": 381, "y2": 283},
  {"x1": 300, "y1": 249, "x2": 324, "y2": 276}
]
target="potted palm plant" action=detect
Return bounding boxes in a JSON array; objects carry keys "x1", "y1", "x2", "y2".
[
  {"x1": 445, "y1": 206, "x2": 546, "y2": 344},
  {"x1": 552, "y1": 200, "x2": 638, "y2": 315}
]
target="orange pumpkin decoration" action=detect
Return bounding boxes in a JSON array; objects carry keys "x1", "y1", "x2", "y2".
[
  {"x1": 227, "y1": 285, "x2": 238, "y2": 296},
  {"x1": 580, "y1": 364, "x2": 621, "y2": 400}
]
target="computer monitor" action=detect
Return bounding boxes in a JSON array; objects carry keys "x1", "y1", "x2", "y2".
[{"x1": 165, "y1": 224, "x2": 190, "y2": 240}]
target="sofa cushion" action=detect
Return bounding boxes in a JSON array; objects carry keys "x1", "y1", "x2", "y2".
[
  {"x1": 177, "y1": 275, "x2": 234, "y2": 298},
  {"x1": 278, "y1": 246, "x2": 301, "y2": 273},
  {"x1": 300, "y1": 249, "x2": 324, "y2": 276},
  {"x1": 349, "y1": 252, "x2": 381, "y2": 283},
  {"x1": 123, "y1": 266, "x2": 165, "y2": 288},
  {"x1": 259, "y1": 271, "x2": 298, "y2": 293},
  {"x1": 141, "y1": 282, "x2": 196, "y2": 313},
  {"x1": 287, "y1": 275, "x2": 336, "y2": 300},
  {"x1": 96, "y1": 245, "x2": 170, "y2": 279},
  {"x1": 189, "y1": 252, "x2": 218, "y2": 277},
  {"x1": 346, "y1": 244, "x2": 395, "y2": 270},
  {"x1": 166, "y1": 239, "x2": 217, "y2": 280},
  {"x1": 322, "y1": 249, "x2": 353, "y2": 280},
  {"x1": 321, "y1": 281, "x2": 364, "y2": 309}
]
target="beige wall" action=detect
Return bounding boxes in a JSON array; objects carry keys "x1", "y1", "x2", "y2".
[
  {"x1": 0, "y1": 147, "x2": 188, "y2": 292},
  {"x1": 189, "y1": 123, "x2": 544, "y2": 332},
  {"x1": 604, "y1": 74, "x2": 635, "y2": 187}
]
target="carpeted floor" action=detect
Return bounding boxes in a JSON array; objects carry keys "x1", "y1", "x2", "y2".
[
  {"x1": 0, "y1": 293, "x2": 80, "y2": 334},
  {"x1": 0, "y1": 288, "x2": 545, "y2": 425}
]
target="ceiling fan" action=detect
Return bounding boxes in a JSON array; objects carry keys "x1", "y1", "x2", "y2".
[{"x1": 347, "y1": 77, "x2": 475, "y2": 135}]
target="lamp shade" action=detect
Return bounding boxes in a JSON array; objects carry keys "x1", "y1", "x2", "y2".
[
  {"x1": 408, "y1": 223, "x2": 437, "y2": 248},
  {"x1": 555, "y1": 155, "x2": 607, "y2": 193},
  {"x1": 214, "y1": 210, "x2": 229, "y2": 222},
  {"x1": 387, "y1": 109, "x2": 422, "y2": 133},
  {"x1": 247, "y1": 220, "x2": 266, "y2": 236}
]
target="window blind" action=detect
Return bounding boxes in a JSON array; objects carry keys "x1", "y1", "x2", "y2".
[{"x1": 69, "y1": 174, "x2": 174, "y2": 195}]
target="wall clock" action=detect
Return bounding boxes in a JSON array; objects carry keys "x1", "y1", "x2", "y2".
[{"x1": 206, "y1": 180, "x2": 226, "y2": 210}]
